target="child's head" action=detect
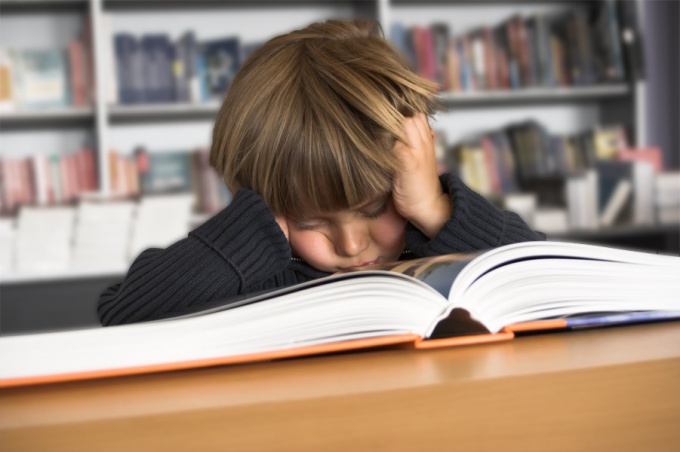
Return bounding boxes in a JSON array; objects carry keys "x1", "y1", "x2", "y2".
[
  {"x1": 211, "y1": 20, "x2": 440, "y2": 216},
  {"x1": 210, "y1": 20, "x2": 441, "y2": 271}
]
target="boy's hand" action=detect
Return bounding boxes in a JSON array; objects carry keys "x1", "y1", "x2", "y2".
[{"x1": 392, "y1": 113, "x2": 452, "y2": 239}]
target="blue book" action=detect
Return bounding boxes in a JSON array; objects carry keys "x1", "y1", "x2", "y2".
[
  {"x1": 175, "y1": 31, "x2": 199, "y2": 103},
  {"x1": 114, "y1": 33, "x2": 144, "y2": 104},
  {"x1": 137, "y1": 149, "x2": 193, "y2": 194},
  {"x1": 141, "y1": 34, "x2": 175, "y2": 103},
  {"x1": 201, "y1": 36, "x2": 240, "y2": 101}
]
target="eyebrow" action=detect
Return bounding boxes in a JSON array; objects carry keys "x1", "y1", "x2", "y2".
[{"x1": 294, "y1": 195, "x2": 388, "y2": 221}]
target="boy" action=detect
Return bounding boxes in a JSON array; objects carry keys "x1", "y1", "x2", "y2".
[{"x1": 98, "y1": 20, "x2": 544, "y2": 326}]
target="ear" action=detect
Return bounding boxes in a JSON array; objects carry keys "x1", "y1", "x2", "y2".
[{"x1": 226, "y1": 178, "x2": 240, "y2": 195}]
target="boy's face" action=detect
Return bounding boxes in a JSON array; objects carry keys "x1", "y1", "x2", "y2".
[{"x1": 287, "y1": 194, "x2": 407, "y2": 273}]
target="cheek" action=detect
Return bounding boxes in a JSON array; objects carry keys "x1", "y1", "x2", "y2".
[
  {"x1": 370, "y1": 211, "x2": 408, "y2": 257},
  {"x1": 288, "y1": 230, "x2": 336, "y2": 271}
]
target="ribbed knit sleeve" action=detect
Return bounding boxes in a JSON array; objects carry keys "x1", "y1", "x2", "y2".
[
  {"x1": 97, "y1": 189, "x2": 291, "y2": 326},
  {"x1": 406, "y1": 174, "x2": 545, "y2": 256}
]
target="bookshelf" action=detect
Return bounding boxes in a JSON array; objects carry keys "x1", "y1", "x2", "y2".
[{"x1": 1, "y1": 1, "x2": 678, "y2": 332}]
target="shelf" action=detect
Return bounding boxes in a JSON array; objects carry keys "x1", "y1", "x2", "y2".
[
  {"x1": 437, "y1": 84, "x2": 631, "y2": 107},
  {"x1": 104, "y1": 85, "x2": 631, "y2": 124},
  {"x1": 0, "y1": 0, "x2": 88, "y2": 13},
  {"x1": 102, "y1": 0, "x2": 370, "y2": 12},
  {"x1": 0, "y1": 267, "x2": 127, "y2": 285},
  {"x1": 108, "y1": 102, "x2": 222, "y2": 123},
  {"x1": 103, "y1": 85, "x2": 631, "y2": 123},
  {"x1": 0, "y1": 107, "x2": 95, "y2": 129},
  {"x1": 550, "y1": 223, "x2": 680, "y2": 241}
]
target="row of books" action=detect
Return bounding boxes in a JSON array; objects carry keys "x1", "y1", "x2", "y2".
[
  {"x1": 109, "y1": 147, "x2": 232, "y2": 214},
  {"x1": 391, "y1": 0, "x2": 643, "y2": 91},
  {"x1": 441, "y1": 120, "x2": 676, "y2": 232},
  {"x1": 491, "y1": 166, "x2": 679, "y2": 235},
  {"x1": 0, "y1": 146, "x2": 232, "y2": 218},
  {"x1": 0, "y1": 25, "x2": 93, "y2": 112},
  {"x1": 0, "y1": 148, "x2": 98, "y2": 216},
  {"x1": 109, "y1": 26, "x2": 260, "y2": 105},
  {"x1": 0, "y1": 194, "x2": 194, "y2": 275}
]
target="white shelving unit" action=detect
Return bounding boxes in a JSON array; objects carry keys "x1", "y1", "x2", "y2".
[
  {"x1": 1, "y1": 0, "x2": 644, "y2": 186},
  {"x1": 0, "y1": 0, "x2": 664, "y2": 286}
]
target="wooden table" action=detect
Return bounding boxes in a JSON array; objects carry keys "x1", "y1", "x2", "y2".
[{"x1": 2, "y1": 322, "x2": 679, "y2": 451}]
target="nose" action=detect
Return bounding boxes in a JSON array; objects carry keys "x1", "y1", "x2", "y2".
[{"x1": 333, "y1": 223, "x2": 369, "y2": 257}]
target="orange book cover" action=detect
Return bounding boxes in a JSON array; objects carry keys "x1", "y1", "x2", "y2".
[{"x1": 1, "y1": 242, "x2": 678, "y2": 388}]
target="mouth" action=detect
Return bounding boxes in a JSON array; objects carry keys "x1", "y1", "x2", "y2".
[{"x1": 344, "y1": 260, "x2": 380, "y2": 270}]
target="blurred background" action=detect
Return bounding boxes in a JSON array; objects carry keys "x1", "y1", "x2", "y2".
[{"x1": 0, "y1": 0, "x2": 678, "y2": 334}]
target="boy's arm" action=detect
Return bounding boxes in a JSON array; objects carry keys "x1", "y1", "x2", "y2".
[
  {"x1": 97, "y1": 189, "x2": 291, "y2": 326},
  {"x1": 405, "y1": 173, "x2": 546, "y2": 257}
]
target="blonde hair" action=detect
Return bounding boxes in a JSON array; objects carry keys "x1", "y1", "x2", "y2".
[{"x1": 210, "y1": 20, "x2": 441, "y2": 218}]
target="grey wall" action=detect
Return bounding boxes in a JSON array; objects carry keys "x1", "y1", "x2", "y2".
[{"x1": 643, "y1": 0, "x2": 680, "y2": 169}]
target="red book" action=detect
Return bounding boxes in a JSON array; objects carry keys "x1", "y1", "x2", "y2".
[
  {"x1": 411, "y1": 26, "x2": 428, "y2": 80},
  {"x1": 421, "y1": 27, "x2": 438, "y2": 83},
  {"x1": 87, "y1": 148, "x2": 98, "y2": 191},
  {"x1": 43, "y1": 155, "x2": 55, "y2": 205},
  {"x1": 480, "y1": 137, "x2": 501, "y2": 193},
  {"x1": 617, "y1": 147, "x2": 663, "y2": 173},
  {"x1": 69, "y1": 40, "x2": 88, "y2": 107},
  {"x1": 482, "y1": 28, "x2": 498, "y2": 90},
  {"x1": 59, "y1": 155, "x2": 72, "y2": 203},
  {"x1": 1, "y1": 159, "x2": 17, "y2": 214},
  {"x1": 445, "y1": 37, "x2": 460, "y2": 92}
]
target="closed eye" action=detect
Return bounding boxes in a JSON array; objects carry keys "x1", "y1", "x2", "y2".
[
  {"x1": 361, "y1": 200, "x2": 388, "y2": 219},
  {"x1": 290, "y1": 220, "x2": 325, "y2": 231}
]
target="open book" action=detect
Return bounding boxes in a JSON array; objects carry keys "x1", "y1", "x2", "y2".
[{"x1": 1, "y1": 241, "x2": 679, "y2": 387}]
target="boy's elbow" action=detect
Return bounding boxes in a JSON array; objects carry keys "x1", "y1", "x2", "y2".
[
  {"x1": 501, "y1": 211, "x2": 546, "y2": 244},
  {"x1": 98, "y1": 283, "x2": 123, "y2": 327}
]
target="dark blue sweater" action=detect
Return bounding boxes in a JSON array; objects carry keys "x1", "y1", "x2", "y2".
[{"x1": 98, "y1": 174, "x2": 545, "y2": 325}]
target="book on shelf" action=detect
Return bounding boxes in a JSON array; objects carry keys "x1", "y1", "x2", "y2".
[
  {"x1": 599, "y1": 178, "x2": 632, "y2": 227},
  {"x1": 0, "y1": 148, "x2": 97, "y2": 216},
  {"x1": 1, "y1": 240, "x2": 679, "y2": 387},
  {"x1": 616, "y1": 146, "x2": 663, "y2": 173},
  {"x1": 533, "y1": 207, "x2": 569, "y2": 234},
  {"x1": 175, "y1": 31, "x2": 201, "y2": 103},
  {"x1": 565, "y1": 169, "x2": 599, "y2": 230},
  {"x1": 200, "y1": 36, "x2": 240, "y2": 102},
  {"x1": 136, "y1": 148, "x2": 194, "y2": 195},
  {"x1": 10, "y1": 48, "x2": 71, "y2": 110},
  {"x1": 109, "y1": 26, "x2": 244, "y2": 105},
  {"x1": 592, "y1": 125, "x2": 629, "y2": 160},
  {"x1": 114, "y1": 33, "x2": 145, "y2": 104},
  {"x1": 68, "y1": 39, "x2": 89, "y2": 107},
  {"x1": 108, "y1": 148, "x2": 231, "y2": 215},
  {"x1": 616, "y1": 0, "x2": 645, "y2": 81},
  {"x1": 0, "y1": 49, "x2": 16, "y2": 112},
  {"x1": 654, "y1": 171, "x2": 680, "y2": 225},
  {"x1": 390, "y1": 1, "x2": 637, "y2": 93},
  {"x1": 140, "y1": 34, "x2": 176, "y2": 103},
  {"x1": 596, "y1": 160, "x2": 655, "y2": 227}
]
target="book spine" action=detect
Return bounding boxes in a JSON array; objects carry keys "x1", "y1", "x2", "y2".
[
  {"x1": 68, "y1": 39, "x2": 86, "y2": 107},
  {"x1": 114, "y1": 33, "x2": 142, "y2": 104}
]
